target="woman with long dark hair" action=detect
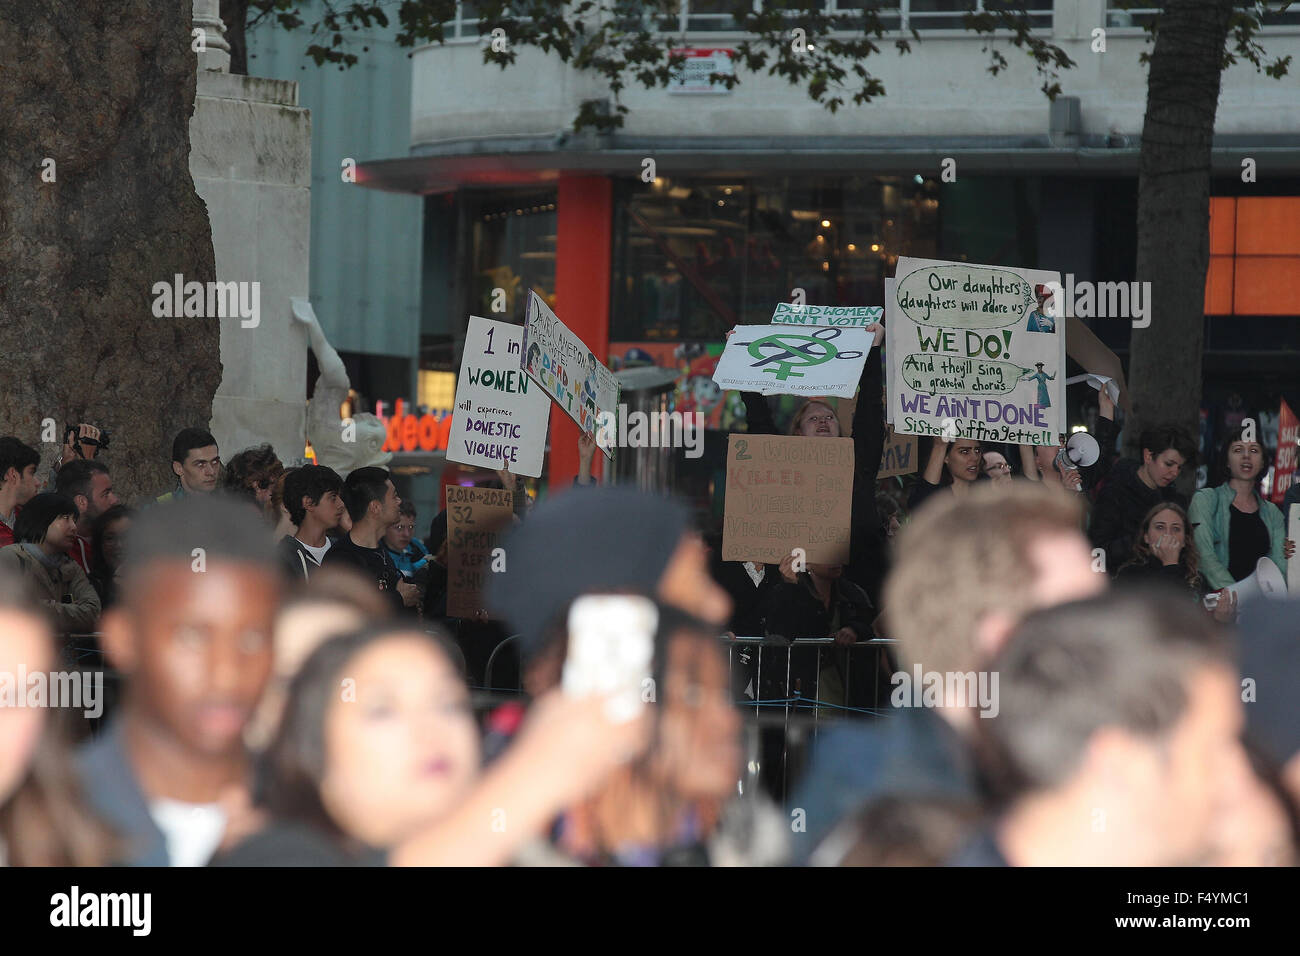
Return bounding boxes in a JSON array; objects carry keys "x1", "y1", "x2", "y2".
[
  {"x1": 0, "y1": 492, "x2": 100, "y2": 639},
  {"x1": 215, "y1": 621, "x2": 648, "y2": 866},
  {"x1": 87, "y1": 504, "x2": 132, "y2": 611},
  {"x1": 1189, "y1": 424, "x2": 1295, "y2": 591}
]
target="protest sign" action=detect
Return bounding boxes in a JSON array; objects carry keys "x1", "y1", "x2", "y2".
[
  {"x1": 522, "y1": 290, "x2": 620, "y2": 459},
  {"x1": 445, "y1": 485, "x2": 514, "y2": 619},
  {"x1": 878, "y1": 424, "x2": 918, "y2": 478},
  {"x1": 712, "y1": 324, "x2": 875, "y2": 399},
  {"x1": 770, "y1": 303, "x2": 883, "y2": 327},
  {"x1": 446, "y1": 316, "x2": 552, "y2": 477},
  {"x1": 1270, "y1": 399, "x2": 1297, "y2": 505},
  {"x1": 888, "y1": 257, "x2": 1065, "y2": 446},
  {"x1": 1289, "y1": 506, "x2": 1300, "y2": 593},
  {"x1": 722, "y1": 434, "x2": 854, "y2": 565}
]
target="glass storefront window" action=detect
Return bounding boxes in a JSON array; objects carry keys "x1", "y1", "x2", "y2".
[
  {"x1": 611, "y1": 174, "x2": 940, "y2": 342},
  {"x1": 469, "y1": 191, "x2": 558, "y2": 323}
]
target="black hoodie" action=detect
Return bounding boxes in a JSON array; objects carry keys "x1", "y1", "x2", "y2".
[{"x1": 1088, "y1": 458, "x2": 1187, "y2": 574}]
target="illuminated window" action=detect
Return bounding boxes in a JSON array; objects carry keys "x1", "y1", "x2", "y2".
[
  {"x1": 419, "y1": 370, "x2": 457, "y2": 412},
  {"x1": 1205, "y1": 197, "x2": 1300, "y2": 316}
]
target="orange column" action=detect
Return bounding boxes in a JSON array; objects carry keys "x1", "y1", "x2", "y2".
[{"x1": 549, "y1": 174, "x2": 613, "y2": 490}]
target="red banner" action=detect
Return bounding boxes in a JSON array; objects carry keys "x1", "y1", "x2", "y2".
[{"x1": 1272, "y1": 399, "x2": 1298, "y2": 504}]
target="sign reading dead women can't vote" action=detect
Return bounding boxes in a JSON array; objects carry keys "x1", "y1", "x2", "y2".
[
  {"x1": 521, "y1": 291, "x2": 620, "y2": 459},
  {"x1": 888, "y1": 257, "x2": 1065, "y2": 446},
  {"x1": 446, "y1": 316, "x2": 551, "y2": 478},
  {"x1": 722, "y1": 434, "x2": 855, "y2": 566},
  {"x1": 446, "y1": 485, "x2": 514, "y2": 620}
]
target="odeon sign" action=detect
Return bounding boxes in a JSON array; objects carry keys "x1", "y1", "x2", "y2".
[{"x1": 376, "y1": 398, "x2": 453, "y2": 453}]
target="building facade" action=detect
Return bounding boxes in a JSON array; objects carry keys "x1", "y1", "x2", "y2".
[{"x1": 356, "y1": 0, "x2": 1300, "y2": 506}]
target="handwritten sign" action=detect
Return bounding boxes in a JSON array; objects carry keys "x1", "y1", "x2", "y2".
[
  {"x1": 522, "y1": 291, "x2": 620, "y2": 459},
  {"x1": 722, "y1": 434, "x2": 854, "y2": 565},
  {"x1": 447, "y1": 316, "x2": 552, "y2": 477},
  {"x1": 888, "y1": 257, "x2": 1065, "y2": 446},
  {"x1": 446, "y1": 485, "x2": 514, "y2": 619},
  {"x1": 878, "y1": 425, "x2": 918, "y2": 479},
  {"x1": 770, "y1": 303, "x2": 883, "y2": 327},
  {"x1": 713, "y1": 324, "x2": 874, "y2": 399}
]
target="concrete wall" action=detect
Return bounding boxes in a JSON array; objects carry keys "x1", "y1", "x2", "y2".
[
  {"x1": 192, "y1": 71, "x2": 311, "y2": 463},
  {"x1": 409, "y1": 0, "x2": 1300, "y2": 149},
  {"x1": 246, "y1": 3, "x2": 423, "y2": 371}
]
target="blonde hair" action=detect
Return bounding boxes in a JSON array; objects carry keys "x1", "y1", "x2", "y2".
[{"x1": 883, "y1": 482, "x2": 1083, "y2": 674}]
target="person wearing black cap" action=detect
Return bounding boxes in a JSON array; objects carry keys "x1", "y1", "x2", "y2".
[{"x1": 485, "y1": 485, "x2": 732, "y2": 693}]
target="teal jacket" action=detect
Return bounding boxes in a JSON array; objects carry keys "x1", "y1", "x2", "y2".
[{"x1": 1188, "y1": 484, "x2": 1287, "y2": 589}]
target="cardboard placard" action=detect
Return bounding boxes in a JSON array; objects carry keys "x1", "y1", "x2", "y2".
[
  {"x1": 878, "y1": 424, "x2": 919, "y2": 479},
  {"x1": 445, "y1": 485, "x2": 514, "y2": 619},
  {"x1": 521, "y1": 291, "x2": 620, "y2": 459},
  {"x1": 722, "y1": 434, "x2": 854, "y2": 565},
  {"x1": 447, "y1": 316, "x2": 552, "y2": 477},
  {"x1": 713, "y1": 324, "x2": 875, "y2": 399},
  {"x1": 888, "y1": 257, "x2": 1066, "y2": 446}
]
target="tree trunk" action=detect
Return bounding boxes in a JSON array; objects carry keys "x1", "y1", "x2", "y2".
[
  {"x1": 0, "y1": 1, "x2": 220, "y2": 501},
  {"x1": 1127, "y1": 0, "x2": 1234, "y2": 472}
]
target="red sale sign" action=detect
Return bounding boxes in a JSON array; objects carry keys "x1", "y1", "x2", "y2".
[{"x1": 1271, "y1": 399, "x2": 1298, "y2": 504}]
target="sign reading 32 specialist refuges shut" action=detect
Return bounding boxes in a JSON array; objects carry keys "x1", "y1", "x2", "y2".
[
  {"x1": 521, "y1": 291, "x2": 620, "y2": 459},
  {"x1": 888, "y1": 256, "x2": 1066, "y2": 446},
  {"x1": 722, "y1": 434, "x2": 855, "y2": 566},
  {"x1": 712, "y1": 324, "x2": 875, "y2": 399},
  {"x1": 445, "y1": 485, "x2": 514, "y2": 620},
  {"x1": 447, "y1": 316, "x2": 552, "y2": 477}
]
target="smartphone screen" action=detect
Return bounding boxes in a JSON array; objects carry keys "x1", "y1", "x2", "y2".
[{"x1": 562, "y1": 595, "x2": 657, "y2": 722}]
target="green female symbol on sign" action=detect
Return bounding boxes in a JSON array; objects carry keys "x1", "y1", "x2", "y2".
[{"x1": 734, "y1": 327, "x2": 864, "y2": 381}]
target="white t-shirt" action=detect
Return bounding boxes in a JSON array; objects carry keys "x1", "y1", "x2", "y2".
[
  {"x1": 296, "y1": 537, "x2": 332, "y2": 566},
  {"x1": 149, "y1": 799, "x2": 227, "y2": 867}
]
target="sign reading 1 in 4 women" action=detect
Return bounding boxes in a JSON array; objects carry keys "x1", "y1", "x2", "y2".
[{"x1": 887, "y1": 257, "x2": 1066, "y2": 446}]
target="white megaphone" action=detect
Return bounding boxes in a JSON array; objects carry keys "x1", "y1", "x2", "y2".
[
  {"x1": 1225, "y1": 556, "x2": 1288, "y2": 605},
  {"x1": 1054, "y1": 432, "x2": 1100, "y2": 492}
]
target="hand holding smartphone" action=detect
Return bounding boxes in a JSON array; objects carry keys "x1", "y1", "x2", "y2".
[{"x1": 562, "y1": 595, "x2": 657, "y2": 723}]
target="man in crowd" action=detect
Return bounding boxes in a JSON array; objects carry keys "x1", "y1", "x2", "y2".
[
  {"x1": 957, "y1": 590, "x2": 1248, "y2": 865},
  {"x1": 277, "y1": 464, "x2": 346, "y2": 582},
  {"x1": 158, "y1": 427, "x2": 221, "y2": 501},
  {"x1": 791, "y1": 481, "x2": 1106, "y2": 859},
  {"x1": 54, "y1": 458, "x2": 120, "y2": 572},
  {"x1": 0, "y1": 437, "x2": 41, "y2": 548},
  {"x1": 383, "y1": 500, "x2": 430, "y2": 579},
  {"x1": 323, "y1": 466, "x2": 419, "y2": 614},
  {"x1": 78, "y1": 497, "x2": 283, "y2": 866},
  {"x1": 1089, "y1": 423, "x2": 1197, "y2": 573}
]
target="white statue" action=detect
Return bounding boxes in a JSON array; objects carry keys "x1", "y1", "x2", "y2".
[{"x1": 292, "y1": 298, "x2": 391, "y2": 476}]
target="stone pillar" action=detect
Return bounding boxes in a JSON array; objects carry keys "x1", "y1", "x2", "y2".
[{"x1": 192, "y1": 0, "x2": 231, "y2": 73}]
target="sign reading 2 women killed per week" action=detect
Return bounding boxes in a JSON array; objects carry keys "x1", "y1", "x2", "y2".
[
  {"x1": 447, "y1": 316, "x2": 552, "y2": 477},
  {"x1": 888, "y1": 257, "x2": 1066, "y2": 446},
  {"x1": 521, "y1": 291, "x2": 620, "y2": 459},
  {"x1": 446, "y1": 485, "x2": 515, "y2": 620},
  {"x1": 722, "y1": 434, "x2": 855, "y2": 566},
  {"x1": 712, "y1": 325, "x2": 876, "y2": 399}
]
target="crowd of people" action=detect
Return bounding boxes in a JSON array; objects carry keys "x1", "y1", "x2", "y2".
[{"x1": 0, "y1": 349, "x2": 1298, "y2": 867}]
